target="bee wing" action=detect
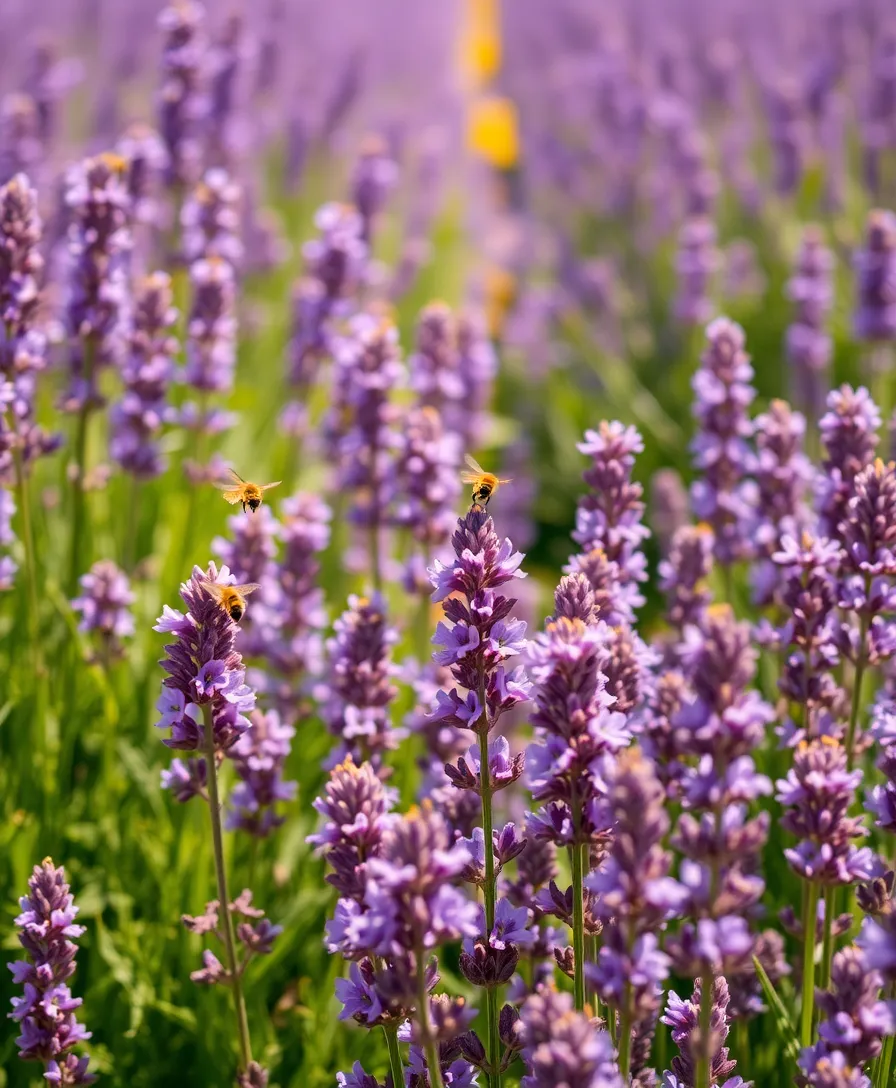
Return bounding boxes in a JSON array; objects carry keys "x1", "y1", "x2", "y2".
[
  {"x1": 497, "y1": 477, "x2": 513, "y2": 485},
  {"x1": 221, "y1": 489, "x2": 245, "y2": 504},
  {"x1": 233, "y1": 582, "x2": 262, "y2": 597},
  {"x1": 464, "y1": 453, "x2": 485, "y2": 475},
  {"x1": 200, "y1": 579, "x2": 228, "y2": 602},
  {"x1": 258, "y1": 481, "x2": 282, "y2": 492},
  {"x1": 227, "y1": 467, "x2": 245, "y2": 484},
  {"x1": 460, "y1": 471, "x2": 482, "y2": 484}
]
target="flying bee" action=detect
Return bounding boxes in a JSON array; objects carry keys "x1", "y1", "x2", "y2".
[
  {"x1": 201, "y1": 580, "x2": 261, "y2": 622},
  {"x1": 220, "y1": 469, "x2": 281, "y2": 513},
  {"x1": 461, "y1": 454, "x2": 512, "y2": 509}
]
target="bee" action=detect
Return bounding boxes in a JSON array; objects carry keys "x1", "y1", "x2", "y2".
[
  {"x1": 220, "y1": 469, "x2": 281, "y2": 513},
  {"x1": 201, "y1": 580, "x2": 261, "y2": 623},
  {"x1": 461, "y1": 454, "x2": 512, "y2": 509}
]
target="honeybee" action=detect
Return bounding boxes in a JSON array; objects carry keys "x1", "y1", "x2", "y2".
[
  {"x1": 461, "y1": 454, "x2": 512, "y2": 509},
  {"x1": 201, "y1": 580, "x2": 261, "y2": 622},
  {"x1": 220, "y1": 469, "x2": 281, "y2": 513}
]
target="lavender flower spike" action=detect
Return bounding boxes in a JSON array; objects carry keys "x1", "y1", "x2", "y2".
[
  {"x1": 520, "y1": 987, "x2": 623, "y2": 1088},
  {"x1": 661, "y1": 977, "x2": 743, "y2": 1088},
  {"x1": 690, "y1": 316, "x2": 757, "y2": 567},
  {"x1": 71, "y1": 559, "x2": 135, "y2": 662},
  {"x1": 154, "y1": 560, "x2": 256, "y2": 754},
  {"x1": 110, "y1": 271, "x2": 178, "y2": 479},
  {"x1": 226, "y1": 709, "x2": 297, "y2": 837},
  {"x1": 8, "y1": 858, "x2": 96, "y2": 1085}
]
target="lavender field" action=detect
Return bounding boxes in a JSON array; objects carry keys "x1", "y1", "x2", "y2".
[{"x1": 3, "y1": 1, "x2": 896, "y2": 1086}]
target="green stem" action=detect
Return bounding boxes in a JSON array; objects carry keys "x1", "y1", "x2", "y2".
[
  {"x1": 801, "y1": 881, "x2": 820, "y2": 1049},
  {"x1": 695, "y1": 970, "x2": 714, "y2": 1088},
  {"x1": 416, "y1": 954, "x2": 444, "y2": 1088},
  {"x1": 877, "y1": 1008, "x2": 895, "y2": 1087},
  {"x1": 201, "y1": 704, "x2": 253, "y2": 1072},
  {"x1": 618, "y1": 1004, "x2": 632, "y2": 1081},
  {"x1": 68, "y1": 338, "x2": 95, "y2": 597},
  {"x1": 383, "y1": 1023, "x2": 404, "y2": 1088},
  {"x1": 589, "y1": 933, "x2": 601, "y2": 1020},
  {"x1": 570, "y1": 840, "x2": 587, "y2": 1012},
  {"x1": 369, "y1": 518, "x2": 382, "y2": 594},
  {"x1": 846, "y1": 594, "x2": 871, "y2": 771},
  {"x1": 820, "y1": 886, "x2": 836, "y2": 994},
  {"x1": 478, "y1": 707, "x2": 501, "y2": 1088}
]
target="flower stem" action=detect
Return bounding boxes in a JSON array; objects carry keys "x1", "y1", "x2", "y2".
[
  {"x1": 478, "y1": 715, "x2": 502, "y2": 1088},
  {"x1": 570, "y1": 840, "x2": 587, "y2": 1012},
  {"x1": 416, "y1": 954, "x2": 444, "y2": 1088},
  {"x1": 201, "y1": 704, "x2": 253, "y2": 1073},
  {"x1": 383, "y1": 1023, "x2": 404, "y2": 1088},
  {"x1": 801, "y1": 881, "x2": 820, "y2": 1049},
  {"x1": 589, "y1": 933, "x2": 601, "y2": 1021},
  {"x1": 820, "y1": 885, "x2": 835, "y2": 993},
  {"x1": 876, "y1": 1006, "x2": 895, "y2": 1087},
  {"x1": 369, "y1": 519, "x2": 382, "y2": 594},
  {"x1": 68, "y1": 337, "x2": 95, "y2": 597},
  {"x1": 695, "y1": 970, "x2": 714, "y2": 1088},
  {"x1": 618, "y1": 1004, "x2": 632, "y2": 1081},
  {"x1": 846, "y1": 598, "x2": 870, "y2": 771}
]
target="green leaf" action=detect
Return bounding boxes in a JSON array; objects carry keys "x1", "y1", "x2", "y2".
[{"x1": 753, "y1": 955, "x2": 801, "y2": 1066}]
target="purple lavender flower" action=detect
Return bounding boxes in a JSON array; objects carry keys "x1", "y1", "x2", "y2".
[
  {"x1": 429, "y1": 508, "x2": 531, "y2": 734},
  {"x1": 288, "y1": 203, "x2": 367, "y2": 391},
  {"x1": 786, "y1": 226, "x2": 834, "y2": 423},
  {"x1": 8, "y1": 858, "x2": 95, "y2": 1085},
  {"x1": 0, "y1": 173, "x2": 58, "y2": 479},
  {"x1": 181, "y1": 168, "x2": 243, "y2": 267},
  {"x1": 776, "y1": 738, "x2": 874, "y2": 885},
  {"x1": 815, "y1": 946, "x2": 891, "y2": 1069},
  {"x1": 63, "y1": 152, "x2": 132, "y2": 409},
  {"x1": 661, "y1": 977, "x2": 742, "y2": 1088},
  {"x1": 156, "y1": 0, "x2": 208, "y2": 191},
  {"x1": 154, "y1": 561, "x2": 256, "y2": 753},
  {"x1": 212, "y1": 503, "x2": 279, "y2": 656},
  {"x1": 0, "y1": 487, "x2": 17, "y2": 588},
  {"x1": 309, "y1": 755, "x2": 396, "y2": 903},
  {"x1": 674, "y1": 216, "x2": 721, "y2": 326},
  {"x1": 588, "y1": 748, "x2": 684, "y2": 1068},
  {"x1": 0, "y1": 95, "x2": 42, "y2": 186},
  {"x1": 817, "y1": 385, "x2": 881, "y2": 543},
  {"x1": 454, "y1": 311, "x2": 497, "y2": 451},
  {"x1": 71, "y1": 559, "x2": 135, "y2": 660},
  {"x1": 226, "y1": 709, "x2": 297, "y2": 837},
  {"x1": 391, "y1": 404, "x2": 461, "y2": 595},
  {"x1": 766, "y1": 77, "x2": 807, "y2": 196},
  {"x1": 568, "y1": 420, "x2": 650, "y2": 623},
  {"x1": 182, "y1": 255, "x2": 236, "y2": 394},
  {"x1": 658, "y1": 524, "x2": 714, "y2": 636},
  {"x1": 324, "y1": 593, "x2": 401, "y2": 769},
  {"x1": 408, "y1": 302, "x2": 464, "y2": 417},
  {"x1": 770, "y1": 532, "x2": 844, "y2": 743},
  {"x1": 257, "y1": 492, "x2": 330, "y2": 713},
  {"x1": 116, "y1": 123, "x2": 168, "y2": 231},
  {"x1": 520, "y1": 988, "x2": 623, "y2": 1088},
  {"x1": 110, "y1": 271, "x2": 178, "y2": 478},
  {"x1": 690, "y1": 317, "x2": 757, "y2": 566},
  {"x1": 854, "y1": 209, "x2": 896, "y2": 343},
  {"x1": 651, "y1": 468, "x2": 691, "y2": 556},
  {"x1": 750, "y1": 399, "x2": 813, "y2": 605},
  {"x1": 326, "y1": 313, "x2": 403, "y2": 555},
  {"x1": 798, "y1": 1043, "x2": 871, "y2": 1088},
  {"x1": 526, "y1": 610, "x2": 628, "y2": 850},
  {"x1": 350, "y1": 134, "x2": 397, "y2": 246}
]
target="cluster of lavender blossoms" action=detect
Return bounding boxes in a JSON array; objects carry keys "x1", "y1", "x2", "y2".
[{"x1": 8, "y1": 859, "x2": 95, "y2": 1086}]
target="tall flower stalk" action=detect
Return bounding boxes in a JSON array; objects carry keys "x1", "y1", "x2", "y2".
[
  {"x1": 430, "y1": 507, "x2": 531, "y2": 1086},
  {"x1": 154, "y1": 561, "x2": 259, "y2": 1081},
  {"x1": 527, "y1": 573, "x2": 629, "y2": 1012}
]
